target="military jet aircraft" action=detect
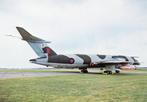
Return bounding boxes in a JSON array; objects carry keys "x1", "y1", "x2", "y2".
[{"x1": 16, "y1": 27, "x2": 140, "y2": 74}]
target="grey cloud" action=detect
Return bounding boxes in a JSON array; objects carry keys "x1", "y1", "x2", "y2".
[
  {"x1": 0, "y1": 1, "x2": 15, "y2": 12},
  {"x1": 131, "y1": 0, "x2": 147, "y2": 10}
]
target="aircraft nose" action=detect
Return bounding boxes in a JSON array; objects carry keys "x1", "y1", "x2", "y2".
[
  {"x1": 133, "y1": 59, "x2": 140, "y2": 65},
  {"x1": 133, "y1": 62, "x2": 140, "y2": 65},
  {"x1": 131, "y1": 57, "x2": 140, "y2": 65}
]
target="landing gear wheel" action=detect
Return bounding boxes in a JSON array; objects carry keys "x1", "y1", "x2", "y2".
[
  {"x1": 104, "y1": 71, "x2": 112, "y2": 75},
  {"x1": 104, "y1": 71, "x2": 107, "y2": 73},
  {"x1": 80, "y1": 69, "x2": 88, "y2": 73},
  {"x1": 108, "y1": 71, "x2": 112, "y2": 75},
  {"x1": 115, "y1": 70, "x2": 120, "y2": 74}
]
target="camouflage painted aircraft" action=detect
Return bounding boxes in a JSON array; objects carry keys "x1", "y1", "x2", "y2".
[{"x1": 16, "y1": 27, "x2": 140, "y2": 74}]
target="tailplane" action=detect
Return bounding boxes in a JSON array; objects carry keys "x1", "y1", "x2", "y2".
[{"x1": 16, "y1": 27, "x2": 57, "y2": 57}]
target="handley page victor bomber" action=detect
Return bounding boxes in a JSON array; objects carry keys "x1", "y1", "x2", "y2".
[{"x1": 16, "y1": 27, "x2": 140, "y2": 74}]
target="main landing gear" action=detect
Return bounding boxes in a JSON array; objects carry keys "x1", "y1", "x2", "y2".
[
  {"x1": 104, "y1": 70, "x2": 120, "y2": 74},
  {"x1": 79, "y1": 68, "x2": 120, "y2": 74},
  {"x1": 79, "y1": 68, "x2": 88, "y2": 73},
  {"x1": 104, "y1": 70, "x2": 113, "y2": 75},
  {"x1": 115, "y1": 70, "x2": 120, "y2": 74}
]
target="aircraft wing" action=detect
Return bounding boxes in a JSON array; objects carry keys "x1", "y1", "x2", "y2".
[{"x1": 95, "y1": 60, "x2": 129, "y2": 65}]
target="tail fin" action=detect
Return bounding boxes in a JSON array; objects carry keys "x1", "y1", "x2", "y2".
[{"x1": 16, "y1": 27, "x2": 57, "y2": 57}]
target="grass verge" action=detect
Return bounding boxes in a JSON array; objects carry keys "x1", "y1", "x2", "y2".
[{"x1": 0, "y1": 72, "x2": 147, "y2": 102}]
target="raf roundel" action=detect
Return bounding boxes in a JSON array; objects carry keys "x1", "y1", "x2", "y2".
[{"x1": 69, "y1": 58, "x2": 75, "y2": 64}]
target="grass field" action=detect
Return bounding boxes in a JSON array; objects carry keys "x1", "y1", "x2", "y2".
[{"x1": 0, "y1": 70, "x2": 147, "y2": 102}]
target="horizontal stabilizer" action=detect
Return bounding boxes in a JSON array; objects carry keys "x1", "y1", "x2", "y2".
[{"x1": 16, "y1": 27, "x2": 50, "y2": 43}]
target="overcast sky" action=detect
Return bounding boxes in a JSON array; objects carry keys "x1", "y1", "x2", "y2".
[{"x1": 0, "y1": 0, "x2": 146, "y2": 68}]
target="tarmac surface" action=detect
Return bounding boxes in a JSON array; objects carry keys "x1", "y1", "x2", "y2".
[
  {"x1": 0, "y1": 69, "x2": 147, "y2": 79},
  {"x1": 0, "y1": 71, "x2": 80, "y2": 79}
]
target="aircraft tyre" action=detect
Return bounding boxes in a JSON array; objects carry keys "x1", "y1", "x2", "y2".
[
  {"x1": 80, "y1": 68, "x2": 88, "y2": 73},
  {"x1": 107, "y1": 71, "x2": 112, "y2": 75},
  {"x1": 115, "y1": 70, "x2": 120, "y2": 73},
  {"x1": 104, "y1": 71, "x2": 112, "y2": 75}
]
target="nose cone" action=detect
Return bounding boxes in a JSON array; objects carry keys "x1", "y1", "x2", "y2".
[
  {"x1": 133, "y1": 59, "x2": 140, "y2": 65},
  {"x1": 131, "y1": 57, "x2": 140, "y2": 65},
  {"x1": 133, "y1": 62, "x2": 140, "y2": 65}
]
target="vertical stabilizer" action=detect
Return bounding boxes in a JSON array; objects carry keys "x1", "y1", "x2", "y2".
[{"x1": 16, "y1": 27, "x2": 57, "y2": 57}]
